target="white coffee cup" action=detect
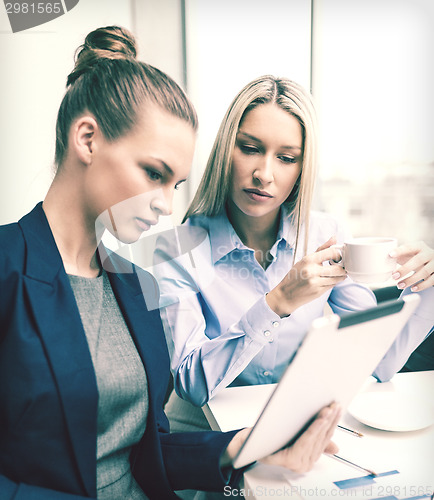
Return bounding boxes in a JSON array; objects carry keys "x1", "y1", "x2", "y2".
[{"x1": 334, "y1": 237, "x2": 398, "y2": 284}]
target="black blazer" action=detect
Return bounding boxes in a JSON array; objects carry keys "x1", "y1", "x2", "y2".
[{"x1": 0, "y1": 203, "x2": 237, "y2": 499}]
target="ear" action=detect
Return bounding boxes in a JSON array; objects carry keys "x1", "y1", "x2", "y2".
[{"x1": 70, "y1": 115, "x2": 99, "y2": 165}]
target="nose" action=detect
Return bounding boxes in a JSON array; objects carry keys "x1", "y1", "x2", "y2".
[
  {"x1": 150, "y1": 189, "x2": 172, "y2": 217},
  {"x1": 253, "y1": 155, "x2": 274, "y2": 184}
]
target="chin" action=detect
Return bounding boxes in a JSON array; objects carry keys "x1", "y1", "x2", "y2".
[
  {"x1": 103, "y1": 225, "x2": 144, "y2": 245},
  {"x1": 120, "y1": 234, "x2": 142, "y2": 245},
  {"x1": 239, "y1": 205, "x2": 277, "y2": 219}
]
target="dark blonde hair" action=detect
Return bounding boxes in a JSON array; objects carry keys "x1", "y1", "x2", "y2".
[
  {"x1": 184, "y1": 75, "x2": 318, "y2": 256},
  {"x1": 55, "y1": 26, "x2": 197, "y2": 167}
]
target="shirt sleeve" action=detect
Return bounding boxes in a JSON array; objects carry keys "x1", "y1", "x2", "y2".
[
  {"x1": 373, "y1": 286, "x2": 434, "y2": 381},
  {"x1": 159, "y1": 427, "x2": 241, "y2": 492},
  {"x1": 160, "y1": 291, "x2": 284, "y2": 407},
  {"x1": 330, "y1": 278, "x2": 434, "y2": 381},
  {"x1": 328, "y1": 278, "x2": 377, "y2": 314}
]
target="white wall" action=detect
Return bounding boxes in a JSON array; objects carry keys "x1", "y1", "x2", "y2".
[{"x1": 0, "y1": 0, "x2": 186, "y2": 225}]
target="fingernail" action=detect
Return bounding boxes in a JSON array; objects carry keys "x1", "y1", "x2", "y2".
[
  {"x1": 411, "y1": 285, "x2": 418, "y2": 292},
  {"x1": 397, "y1": 282, "x2": 405, "y2": 289},
  {"x1": 392, "y1": 272, "x2": 400, "y2": 280},
  {"x1": 389, "y1": 251, "x2": 397, "y2": 258}
]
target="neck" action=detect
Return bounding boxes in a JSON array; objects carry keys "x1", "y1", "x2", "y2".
[
  {"x1": 43, "y1": 167, "x2": 101, "y2": 278},
  {"x1": 226, "y1": 201, "x2": 280, "y2": 252}
]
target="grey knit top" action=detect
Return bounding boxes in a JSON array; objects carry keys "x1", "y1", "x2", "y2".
[{"x1": 68, "y1": 271, "x2": 149, "y2": 500}]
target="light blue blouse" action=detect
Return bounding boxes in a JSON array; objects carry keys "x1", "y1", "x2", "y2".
[{"x1": 155, "y1": 209, "x2": 433, "y2": 407}]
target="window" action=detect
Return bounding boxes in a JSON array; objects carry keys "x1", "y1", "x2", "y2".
[
  {"x1": 184, "y1": 0, "x2": 434, "y2": 246},
  {"x1": 312, "y1": 0, "x2": 434, "y2": 246}
]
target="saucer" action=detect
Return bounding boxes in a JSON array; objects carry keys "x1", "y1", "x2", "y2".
[{"x1": 348, "y1": 391, "x2": 434, "y2": 432}]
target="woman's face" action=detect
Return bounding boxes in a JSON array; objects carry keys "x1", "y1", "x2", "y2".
[
  {"x1": 229, "y1": 103, "x2": 303, "y2": 221},
  {"x1": 83, "y1": 105, "x2": 195, "y2": 243}
]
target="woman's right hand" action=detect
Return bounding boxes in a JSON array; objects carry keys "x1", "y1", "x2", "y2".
[
  {"x1": 222, "y1": 403, "x2": 341, "y2": 473},
  {"x1": 266, "y1": 237, "x2": 347, "y2": 317},
  {"x1": 260, "y1": 403, "x2": 341, "y2": 473}
]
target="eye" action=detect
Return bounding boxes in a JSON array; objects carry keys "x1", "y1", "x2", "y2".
[
  {"x1": 145, "y1": 168, "x2": 163, "y2": 182},
  {"x1": 239, "y1": 143, "x2": 259, "y2": 155},
  {"x1": 278, "y1": 155, "x2": 297, "y2": 164}
]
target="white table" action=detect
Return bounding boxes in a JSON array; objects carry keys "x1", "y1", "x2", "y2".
[{"x1": 203, "y1": 371, "x2": 434, "y2": 499}]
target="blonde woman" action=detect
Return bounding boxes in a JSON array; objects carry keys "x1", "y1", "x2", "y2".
[{"x1": 156, "y1": 76, "x2": 434, "y2": 438}]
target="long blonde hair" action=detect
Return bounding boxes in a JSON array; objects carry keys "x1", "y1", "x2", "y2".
[{"x1": 184, "y1": 75, "x2": 318, "y2": 257}]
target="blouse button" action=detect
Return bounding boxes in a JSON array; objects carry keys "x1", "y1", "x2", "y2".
[
  {"x1": 263, "y1": 371, "x2": 270, "y2": 377},
  {"x1": 263, "y1": 330, "x2": 271, "y2": 337},
  {"x1": 272, "y1": 321, "x2": 279, "y2": 328}
]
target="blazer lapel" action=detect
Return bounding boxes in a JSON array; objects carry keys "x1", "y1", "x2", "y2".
[{"x1": 19, "y1": 204, "x2": 98, "y2": 497}]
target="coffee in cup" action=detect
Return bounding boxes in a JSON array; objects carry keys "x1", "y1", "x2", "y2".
[{"x1": 334, "y1": 237, "x2": 397, "y2": 284}]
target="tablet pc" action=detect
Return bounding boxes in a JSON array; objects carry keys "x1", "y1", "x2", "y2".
[{"x1": 232, "y1": 294, "x2": 420, "y2": 469}]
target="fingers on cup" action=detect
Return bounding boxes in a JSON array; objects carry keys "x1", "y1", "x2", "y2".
[
  {"x1": 396, "y1": 259, "x2": 434, "y2": 291},
  {"x1": 315, "y1": 236, "x2": 337, "y2": 253},
  {"x1": 409, "y1": 272, "x2": 434, "y2": 292}
]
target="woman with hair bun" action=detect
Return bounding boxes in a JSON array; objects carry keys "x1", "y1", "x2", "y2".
[{"x1": 0, "y1": 27, "x2": 342, "y2": 500}]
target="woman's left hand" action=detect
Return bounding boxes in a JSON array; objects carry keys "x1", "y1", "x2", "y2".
[{"x1": 390, "y1": 241, "x2": 434, "y2": 292}]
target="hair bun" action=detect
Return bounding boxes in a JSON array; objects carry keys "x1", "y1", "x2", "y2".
[{"x1": 67, "y1": 26, "x2": 137, "y2": 86}]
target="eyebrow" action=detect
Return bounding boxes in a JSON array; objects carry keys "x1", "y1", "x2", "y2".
[
  {"x1": 149, "y1": 157, "x2": 187, "y2": 184},
  {"x1": 150, "y1": 157, "x2": 174, "y2": 176},
  {"x1": 237, "y1": 132, "x2": 302, "y2": 152}
]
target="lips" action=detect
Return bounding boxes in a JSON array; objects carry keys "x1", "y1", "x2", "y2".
[
  {"x1": 243, "y1": 188, "x2": 273, "y2": 199},
  {"x1": 135, "y1": 217, "x2": 158, "y2": 231}
]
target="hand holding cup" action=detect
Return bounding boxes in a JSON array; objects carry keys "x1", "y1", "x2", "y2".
[
  {"x1": 333, "y1": 237, "x2": 397, "y2": 284},
  {"x1": 390, "y1": 241, "x2": 434, "y2": 292}
]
